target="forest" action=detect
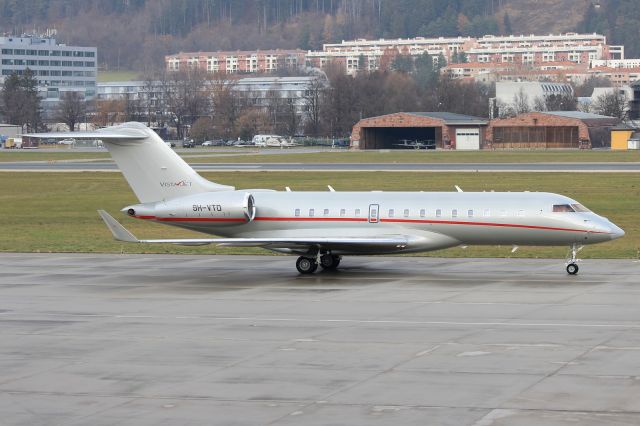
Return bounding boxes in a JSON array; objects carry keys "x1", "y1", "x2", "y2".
[{"x1": 0, "y1": 0, "x2": 521, "y2": 71}]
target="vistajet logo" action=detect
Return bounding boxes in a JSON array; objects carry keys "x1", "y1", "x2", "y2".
[{"x1": 160, "y1": 180, "x2": 192, "y2": 188}]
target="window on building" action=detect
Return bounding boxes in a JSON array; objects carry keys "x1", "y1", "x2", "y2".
[
  {"x1": 38, "y1": 50, "x2": 48, "y2": 56},
  {"x1": 1, "y1": 49, "x2": 12, "y2": 54}
]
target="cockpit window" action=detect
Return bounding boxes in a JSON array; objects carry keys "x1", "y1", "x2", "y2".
[
  {"x1": 571, "y1": 203, "x2": 591, "y2": 212},
  {"x1": 553, "y1": 204, "x2": 575, "y2": 213}
]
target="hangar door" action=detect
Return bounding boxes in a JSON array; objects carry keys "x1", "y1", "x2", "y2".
[{"x1": 455, "y1": 128, "x2": 480, "y2": 150}]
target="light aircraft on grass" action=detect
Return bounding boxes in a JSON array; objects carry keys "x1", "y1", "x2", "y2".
[{"x1": 27, "y1": 122, "x2": 624, "y2": 275}]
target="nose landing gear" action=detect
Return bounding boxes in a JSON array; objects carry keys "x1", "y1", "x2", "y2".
[{"x1": 565, "y1": 244, "x2": 582, "y2": 275}]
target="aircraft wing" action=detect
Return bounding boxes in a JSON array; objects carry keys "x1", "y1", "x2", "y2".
[{"x1": 98, "y1": 210, "x2": 409, "y2": 250}]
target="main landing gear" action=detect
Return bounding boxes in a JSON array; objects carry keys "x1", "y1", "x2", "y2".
[
  {"x1": 296, "y1": 253, "x2": 342, "y2": 274},
  {"x1": 565, "y1": 244, "x2": 582, "y2": 275}
]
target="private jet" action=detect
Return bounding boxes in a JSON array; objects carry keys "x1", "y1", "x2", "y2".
[{"x1": 27, "y1": 122, "x2": 624, "y2": 275}]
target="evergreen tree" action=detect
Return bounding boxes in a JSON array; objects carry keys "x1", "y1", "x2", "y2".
[{"x1": 503, "y1": 12, "x2": 513, "y2": 35}]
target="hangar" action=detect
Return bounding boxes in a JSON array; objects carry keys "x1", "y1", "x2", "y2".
[
  {"x1": 350, "y1": 112, "x2": 489, "y2": 150},
  {"x1": 487, "y1": 111, "x2": 620, "y2": 149}
]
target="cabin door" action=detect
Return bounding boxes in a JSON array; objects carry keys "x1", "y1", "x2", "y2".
[{"x1": 369, "y1": 204, "x2": 379, "y2": 223}]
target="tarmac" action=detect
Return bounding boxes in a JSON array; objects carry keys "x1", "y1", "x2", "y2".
[
  {"x1": 2, "y1": 161, "x2": 640, "y2": 172},
  {"x1": 1, "y1": 253, "x2": 640, "y2": 425}
]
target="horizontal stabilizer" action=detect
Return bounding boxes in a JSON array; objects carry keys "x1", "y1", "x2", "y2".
[{"x1": 98, "y1": 210, "x2": 139, "y2": 243}]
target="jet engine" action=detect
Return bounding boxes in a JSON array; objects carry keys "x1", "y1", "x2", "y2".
[{"x1": 124, "y1": 191, "x2": 256, "y2": 225}]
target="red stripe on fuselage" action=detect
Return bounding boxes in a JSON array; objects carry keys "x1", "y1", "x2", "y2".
[{"x1": 133, "y1": 215, "x2": 608, "y2": 234}]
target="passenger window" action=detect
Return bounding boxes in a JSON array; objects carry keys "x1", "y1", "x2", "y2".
[
  {"x1": 452, "y1": 209, "x2": 458, "y2": 218},
  {"x1": 420, "y1": 209, "x2": 426, "y2": 217},
  {"x1": 323, "y1": 208, "x2": 329, "y2": 216},
  {"x1": 309, "y1": 208, "x2": 315, "y2": 217},
  {"x1": 483, "y1": 209, "x2": 490, "y2": 217},
  {"x1": 553, "y1": 204, "x2": 575, "y2": 212},
  {"x1": 404, "y1": 209, "x2": 409, "y2": 217},
  {"x1": 340, "y1": 208, "x2": 346, "y2": 217},
  {"x1": 294, "y1": 208, "x2": 300, "y2": 217},
  {"x1": 468, "y1": 209, "x2": 473, "y2": 218},
  {"x1": 436, "y1": 209, "x2": 442, "y2": 218},
  {"x1": 389, "y1": 209, "x2": 394, "y2": 217},
  {"x1": 355, "y1": 208, "x2": 361, "y2": 216}
]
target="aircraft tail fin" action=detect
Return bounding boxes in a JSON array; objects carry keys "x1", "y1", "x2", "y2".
[{"x1": 26, "y1": 122, "x2": 234, "y2": 202}]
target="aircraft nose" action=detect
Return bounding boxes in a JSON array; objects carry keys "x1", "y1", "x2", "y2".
[{"x1": 609, "y1": 223, "x2": 625, "y2": 240}]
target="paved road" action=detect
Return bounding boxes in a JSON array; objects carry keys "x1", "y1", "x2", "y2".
[
  {"x1": 2, "y1": 161, "x2": 640, "y2": 172},
  {"x1": 2, "y1": 253, "x2": 640, "y2": 425}
]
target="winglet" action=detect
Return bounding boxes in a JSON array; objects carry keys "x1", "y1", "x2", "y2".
[{"x1": 97, "y1": 210, "x2": 139, "y2": 243}]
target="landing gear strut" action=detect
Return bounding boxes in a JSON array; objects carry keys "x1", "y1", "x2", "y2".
[
  {"x1": 566, "y1": 244, "x2": 582, "y2": 275},
  {"x1": 296, "y1": 256, "x2": 318, "y2": 274}
]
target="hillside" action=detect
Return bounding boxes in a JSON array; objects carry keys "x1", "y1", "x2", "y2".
[
  {"x1": 0, "y1": 0, "x2": 634, "y2": 71},
  {"x1": 502, "y1": 0, "x2": 588, "y2": 34}
]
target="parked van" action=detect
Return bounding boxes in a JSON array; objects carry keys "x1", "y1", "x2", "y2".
[{"x1": 252, "y1": 134, "x2": 283, "y2": 147}]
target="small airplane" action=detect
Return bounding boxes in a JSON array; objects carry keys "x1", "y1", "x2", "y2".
[
  {"x1": 27, "y1": 122, "x2": 624, "y2": 275},
  {"x1": 393, "y1": 139, "x2": 434, "y2": 149}
]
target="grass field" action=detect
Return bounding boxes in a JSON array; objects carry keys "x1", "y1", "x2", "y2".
[
  {"x1": 0, "y1": 151, "x2": 112, "y2": 162},
  {"x1": 0, "y1": 171, "x2": 637, "y2": 259},
  {"x1": 97, "y1": 70, "x2": 140, "y2": 82},
  {"x1": 3, "y1": 149, "x2": 640, "y2": 164}
]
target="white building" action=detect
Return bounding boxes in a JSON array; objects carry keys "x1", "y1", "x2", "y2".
[
  {"x1": 493, "y1": 81, "x2": 575, "y2": 117},
  {"x1": 0, "y1": 35, "x2": 97, "y2": 105}
]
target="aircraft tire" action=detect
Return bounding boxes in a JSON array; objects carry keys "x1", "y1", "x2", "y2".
[
  {"x1": 320, "y1": 254, "x2": 341, "y2": 270},
  {"x1": 566, "y1": 263, "x2": 579, "y2": 275},
  {"x1": 296, "y1": 256, "x2": 317, "y2": 274}
]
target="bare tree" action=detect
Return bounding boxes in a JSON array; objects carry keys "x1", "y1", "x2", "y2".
[
  {"x1": 209, "y1": 74, "x2": 241, "y2": 139},
  {"x1": 302, "y1": 77, "x2": 326, "y2": 136},
  {"x1": 592, "y1": 90, "x2": 628, "y2": 119},
  {"x1": 55, "y1": 91, "x2": 86, "y2": 132},
  {"x1": 533, "y1": 96, "x2": 547, "y2": 112},
  {"x1": 165, "y1": 69, "x2": 210, "y2": 139},
  {"x1": 545, "y1": 93, "x2": 578, "y2": 112},
  {"x1": 512, "y1": 88, "x2": 530, "y2": 114}
]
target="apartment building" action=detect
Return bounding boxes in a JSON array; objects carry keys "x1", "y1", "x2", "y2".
[
  {"x1": 466, "y1": 33, "x2": 623, "y2": 65},
  {"x1": 165, "y1": 50, "x2": 306, "y2": 74},
  {"x1": 0, "y1": 35, "x2": 97, "y2": 104}
]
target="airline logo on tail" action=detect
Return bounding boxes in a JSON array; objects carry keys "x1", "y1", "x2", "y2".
[{"x1": 160, "y1": 180, "x2": 192, "y2": 188}]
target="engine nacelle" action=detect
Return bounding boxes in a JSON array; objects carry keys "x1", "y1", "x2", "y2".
[{"x1": 124, "y1": 191, "x2": 255, "y2": 225}]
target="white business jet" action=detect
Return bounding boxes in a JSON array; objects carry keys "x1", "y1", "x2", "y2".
[{"x1": 28, "y1": 122, "x2": 624, "y2": 275}]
